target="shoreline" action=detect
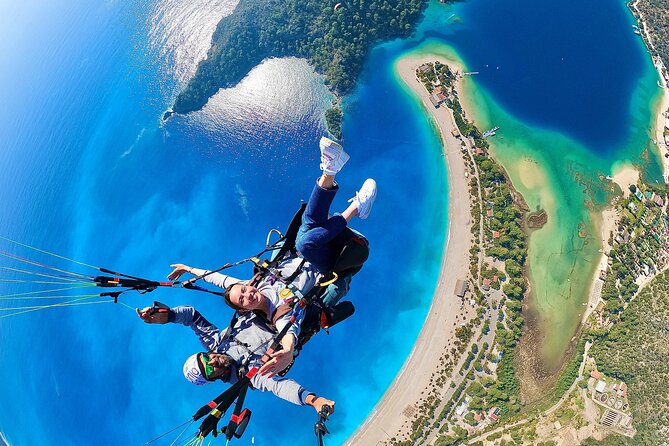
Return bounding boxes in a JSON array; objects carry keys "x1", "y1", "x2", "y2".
[
  {"x1": 629, "y1": 0, "x2": 669, "y2": 182},
  {"x1": 582, "y1": 166, "x2": 639, "y2": 323},
  {"x1": 346, "y1": 54, "x2": 474, "y2": 444}
]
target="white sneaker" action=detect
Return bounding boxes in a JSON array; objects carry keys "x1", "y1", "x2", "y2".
[
  {"x1": 319, "y1": 137, "x2": 349, "y2": 175},
  {"x1": 349, "y1": 178, "x2": 377, "y2": 219}
]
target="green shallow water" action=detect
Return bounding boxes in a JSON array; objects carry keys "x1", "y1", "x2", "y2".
[{"x1": 401, "y1": 40, "x2": 664, "y2": 368}]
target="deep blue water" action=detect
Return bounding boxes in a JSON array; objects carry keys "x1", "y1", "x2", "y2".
[
  {"x1": 419, "y1": 0, "x2": 653, "y2": 154},
  {"x1": 0, "y1": 0, "x2": 655, "y2": 444}
]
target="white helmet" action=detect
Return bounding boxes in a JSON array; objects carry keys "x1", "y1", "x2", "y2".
[{"x1": 183, "y1": 353, "x2": 210, "y2": 386}]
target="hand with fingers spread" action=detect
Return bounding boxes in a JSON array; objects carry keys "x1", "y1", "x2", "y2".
[
  {"x1": 136, "y1": 306, "x2": 169, "y2": 324},
  {"x1": 167, "y1": 263, "x2": 192, "y2": 281},
  {"x1": 258, "y1": 347, "x2": 294, "y2": 378}
]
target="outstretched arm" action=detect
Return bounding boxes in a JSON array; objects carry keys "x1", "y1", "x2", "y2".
[
  {"x1": 250, "y1": 373, "x2": 335, "y2": 413},
  {"x1": 136, "y1": 305, "x2": 223, "y2": 351},
  {"x1": 168, "y1": 263, "x2": 244, "y2": 290},
  {"x1": 258, "y1": 333, "x2": 296, "y2": 378}
]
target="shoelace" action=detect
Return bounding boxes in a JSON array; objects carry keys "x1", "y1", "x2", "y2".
[{"x1": 348, "y1": 191, "x2": 364, "y2": 207}]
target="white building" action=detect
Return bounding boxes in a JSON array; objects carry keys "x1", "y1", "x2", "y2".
[{"x1": 596, "y1": 380, "x2": 607, "y2": 393}]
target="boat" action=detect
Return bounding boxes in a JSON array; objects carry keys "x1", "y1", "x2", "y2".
[
  {"x1": 482, "y1": 126, "x2": 500, "y2": 138},
  {"x1": 633, "y1": 25, "x2": 641, "y2": 35}
]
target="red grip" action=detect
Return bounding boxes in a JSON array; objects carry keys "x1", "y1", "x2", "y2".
[{"x1": 231, "y1": 409, "x2": 249, "y2": 424}]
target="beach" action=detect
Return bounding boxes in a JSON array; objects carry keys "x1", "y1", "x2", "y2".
[
  {"x1": 654, "y1": 84, "x2": 669, "y2": 181},
  {"x1": 582, "y1": 166, "x2": 639, "y2": 323},
  {"x1": 630, "y1": 0, "x2": 669, "y2": 182},
  {"x1": 347, "y1": 54, "x2": 475, "y2": 445}
]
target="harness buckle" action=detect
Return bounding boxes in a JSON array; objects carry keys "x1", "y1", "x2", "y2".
[
  {"x1": 279, "y1": 288, "x2": 294, "y2": 301},
  {"x1": 250, "y1": 257, "x2": 269, "y2": 269}
]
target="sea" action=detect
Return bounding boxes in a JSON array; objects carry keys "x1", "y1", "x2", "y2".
[{"x1": 0, "y1": 0, "x2": 660, "y2": 445}]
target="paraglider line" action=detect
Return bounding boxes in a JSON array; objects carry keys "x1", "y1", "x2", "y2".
[
  {"x1": 0, "y1": 284, "x2": 96, "y2": 300},
  {"x1": 0, "y1": 279, "x2": 91, "y2": 285},
  {"x1": 168, "y1": 419, "x2": 196, "y2": 446},
  {"x1": 0, "y1": 266, "x2": 92, "y2": 283},
  {"x1": 0, "y1": 250, "x2": 92, "y2": 280},
  {"x1": 0, "y1": 295, "x2": 111, "y2": 319},
  {"x1": 0, "y1": 236, "x2": 100, "y2": 270},
  {"x1": 143, "y1": 418, "x2": 194, "y2": 445}
]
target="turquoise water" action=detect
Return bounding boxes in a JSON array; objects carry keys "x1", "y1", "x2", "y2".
[
  {"x1": 419, "y1": 0, "x2": 658, "y2": 155},
  {"x1": 0, "y1": 1, "x2": 446, "y2": 445},
  {"x1": 0, "y1": 0, "x2": 659, "y2": 444}
]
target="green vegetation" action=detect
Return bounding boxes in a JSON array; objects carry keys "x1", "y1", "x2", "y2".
[
  {"x1": 588, "y1": 269, "x2": 669, "y2": 444},
  {"x1": 632, "y1": 0, "x2": 669, "y2": 80},
  {"x1": 173, "y1": 0, "x2": 428, "y2": 137},
  {"x1": 324, "y1": 106, "x2": 343, "y2": 139},
  {"x1": 598, "y1": 182, "x2": 669, "y2": 320},
  {"x1": 408, "y1": 62, "x2": 531, "y2": 442}
]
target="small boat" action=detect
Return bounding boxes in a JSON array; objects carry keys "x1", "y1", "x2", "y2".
[{"x1": 482, "y1": 126, "x2": 500, "y2": 138}]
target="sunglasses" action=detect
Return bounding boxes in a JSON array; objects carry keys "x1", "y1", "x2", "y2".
[{"x1": 198, "y1": 352, "x2": 216, "y2": 380}]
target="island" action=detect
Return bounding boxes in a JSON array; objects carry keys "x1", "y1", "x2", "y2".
[{"x1": 170, "y1": 0, "x2": 428, "y2": 138}]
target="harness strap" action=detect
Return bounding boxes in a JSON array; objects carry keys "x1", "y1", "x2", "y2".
[
  {"x1": 195, "y1": 308, "x2": 301, "y2": 424},
  {"x1": 271, "y1": 304, "x2": 294, "y2": 326},
  {"x1": 283, "y1": 257, "x2": 306, "y2": 284},
  {"x1": 224, "y1": 384, "x2": 249, "y2": 441}
]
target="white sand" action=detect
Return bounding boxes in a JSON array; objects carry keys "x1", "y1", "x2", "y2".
[
  {"x1": 612, "y1": 165, "x2": 640, "y2": 198},
  {"x1": 346, "y1": 55, "x2": 474, "y2": 445}
]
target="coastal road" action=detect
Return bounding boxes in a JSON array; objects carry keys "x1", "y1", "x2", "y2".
[{"x1": 423, "y1": 289, "x2": 501, "y2": 445}]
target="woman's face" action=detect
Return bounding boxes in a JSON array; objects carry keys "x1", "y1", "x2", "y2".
[{"x1": 228, "y1": 283, "x2": 264, "y2": 310}]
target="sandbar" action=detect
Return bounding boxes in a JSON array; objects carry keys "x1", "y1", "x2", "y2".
[{"x1": 346, "y1": 54, "x2": 474, "y2": 444}]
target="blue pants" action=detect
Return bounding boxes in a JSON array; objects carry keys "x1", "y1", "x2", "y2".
[
  {"x1": 295, "y1": 183, "x2": 369, "y2": 306},
  {"x1": 296, "y1": 182, "x2": 347, "y2": 273},
  {"x1": 296, "y1": 182, "x2": 366, "y2": 307}
]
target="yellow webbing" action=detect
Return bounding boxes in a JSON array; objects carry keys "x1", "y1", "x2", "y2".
[
  {"x1": 319, "y1": 272, "x2": 338, "y2": 287},
  {"x1": 250, "y1": 257, "x2": 268, "y2": 268}
]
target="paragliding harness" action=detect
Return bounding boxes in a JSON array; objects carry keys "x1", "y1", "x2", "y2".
[
  {"x1": 184, "y1": 204, "x2": 367, "y2": 444},
  {"x1": 222, "y1": 203, "x2": 366, "y2": 375}
]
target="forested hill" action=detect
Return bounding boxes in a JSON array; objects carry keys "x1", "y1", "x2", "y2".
[
  {"x1": 635, "y1": 0, "x2": 668, "y2": 77},
  {"x1": 172, "y1": 0, "x2": 427, "y2": 115},
  {"x1": 587, "y1": 270, "x2": 669, "y2": 444}
]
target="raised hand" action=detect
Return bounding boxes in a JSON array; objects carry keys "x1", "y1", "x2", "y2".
[{"x1": 167, "y1": 263, "x2": 191, "y2": 281}]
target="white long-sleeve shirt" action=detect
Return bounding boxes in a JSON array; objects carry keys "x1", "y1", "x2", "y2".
[
  {"x1": 170, "y1": 305, "x2": 313, "y2": 406},
  {"x1": 191, "y1": 256, "x2": 321, "y2": 339}
]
